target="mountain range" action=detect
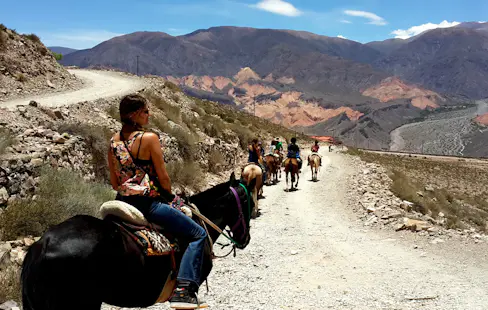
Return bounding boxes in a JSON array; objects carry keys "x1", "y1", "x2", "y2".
[{"x1": 59, "y1": 22, "x2": 488, "y2": 148}]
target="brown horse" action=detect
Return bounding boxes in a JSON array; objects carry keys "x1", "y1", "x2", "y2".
[
  {"x1": 309, "y1": 154, "x2": 320, "y2": 181},
  {"x1": 283, "y1": 158, "x2": 299, "y2": 191},
  {"x1": 241, "y1": 163, "x2": 263, "y2": 218},
  {"x1": 274, "y1": 150, "x2": 283, "y2": 179},
  {"x1": 264, "y1": 154, "x2": 279, "y2": 185}
]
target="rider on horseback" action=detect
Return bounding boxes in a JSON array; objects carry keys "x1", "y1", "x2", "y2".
[
  {"x1": 287, "y1": 137, "x2": 302, "y2": 171},
  {"x1": 248, "y1": 138, "x2": 266, "y2": 183},
  {"x1": 108, "y1": 94, "x2": 208, "y2": 309},
  {"x1": 308, "y1": 140, "x2": 322, "y2": 166}
]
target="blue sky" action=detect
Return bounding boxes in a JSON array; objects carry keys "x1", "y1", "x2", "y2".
[{"x1": 1, "y1": 0, "x2": 486, "y2": 49}]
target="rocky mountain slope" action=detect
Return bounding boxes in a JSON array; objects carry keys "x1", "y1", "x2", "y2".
[
  {"x1": 374, "y1": 26, "x2": 488, "y2": 99},
  {"x1": 58, "y1": 24, "x2": 488, "y2": 151},
  {"x1": 0, "y1": 25, "x2": 81, "y2": 102}
]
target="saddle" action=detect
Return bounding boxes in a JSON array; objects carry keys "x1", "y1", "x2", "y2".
[
  {"x1": 100, "y1": 200, "x2": 176, "y2": 256},
  {"x1": 283, "y1": 158, "x2": 298, "y2": 168},
  {"x1": 100, "y1": 200, "x2": 178, "y2": 303}
]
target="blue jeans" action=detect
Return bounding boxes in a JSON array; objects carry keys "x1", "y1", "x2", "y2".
[{"x1": 146, "y1": 201, "x2": 207, "y2": 287}]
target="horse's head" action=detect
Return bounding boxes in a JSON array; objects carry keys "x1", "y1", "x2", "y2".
[{"x1": 226, "y1": 172, "x2": 256, "y2": 249}]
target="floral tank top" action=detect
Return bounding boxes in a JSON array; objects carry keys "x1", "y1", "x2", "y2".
[{"x1": 111, "y1": 131, "x2": 163, "y2": 198}]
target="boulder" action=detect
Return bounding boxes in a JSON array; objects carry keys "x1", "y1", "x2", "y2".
[
  {"x1": 28, "y1": 100, "x2": 38, "y2": 107},
  {"x1": 0, "y1": 187, "x2": 8, "y2": 205}
]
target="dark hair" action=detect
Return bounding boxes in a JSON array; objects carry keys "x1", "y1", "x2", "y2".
[
  {"x1": 119, "y1": 94, "x2": 148, "y2": 125},
  {"x1": 291, "y1": 137, "x2": 297, "y2": 144},
  {"x1": 315, "y1": 140, "x2": 318, "y2": 144},
  {"x1": 252, "y1": 138, "x2": 258, "y2": 144}
]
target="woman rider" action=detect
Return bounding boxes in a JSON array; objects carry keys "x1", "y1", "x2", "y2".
[
  {"x1": 248, "y1": 138, "x2": 266, "y2": 183},
  {"x1": 107, "y1": 94, "x2": 207, "y2": 309}
]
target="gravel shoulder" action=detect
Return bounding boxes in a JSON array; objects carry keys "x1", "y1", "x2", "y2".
[
  {"x1": 1, "y1": 69, "x2": 145, "y2": 110},
  {"x1": 109, "y1": 149, "x2": 488, "y2": 310}
]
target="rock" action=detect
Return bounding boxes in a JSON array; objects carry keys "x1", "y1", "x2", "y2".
[
  {"x1": 438, "y1": 212, "x2": 445, "y2": 217},
  {"x1": 0, "y1": 300, "x2": 19, "y2": 310},
  {"x1": 416, "y1": 191, "x2": 424, "y2": 197},
  {"x1": 362, "y1": 169, "x2": 370, "y2": 175},
  {"x1": 23, "y1": 128, "x2": 35, "y2": 136},
  {"x1": 290, "y1": 250, "x2": 298, "y2": 255},
  {"x1": 381, "y1": 211, "x2": 403, "y2": 220},
  {"x1": 0, "y1": 187, "x2": 8, "y2": 205},
  {"x1": 0, "y1": 242, "x2": 12, "y2": 267},
  {"x1": 23, "y1": 237, "x2": 35, "y2": 247},
  {"x1": 53, "y1": 109, "x2": 64, "y2": 119},
  {"x1": 425, "y1": 185, "x2": 435, "y2": 192},
  {"x1": 52, "y1": 133, "x2": 66, "y2": 144},
  {"x1": 365, "y1": 215, "x2": 378, "y2": 226},
  {"x1": 47, "y1": 80, "x2": 55, "y2": 88},
  {"x1": 30, "y1": 158, "x2": 43, "y2": 167},
  {"x1": 400, "y1": 218, "x2": 432, "y2": 232},
  {"x1": 430, "y1": 238, "x2": 445, "y2": 244},
  {"x1": 28, "y1": 100, "x2": 38, "y2": 107},
  {"x1": 9, "y1": 247, "x2": 26, "y2": 265}
]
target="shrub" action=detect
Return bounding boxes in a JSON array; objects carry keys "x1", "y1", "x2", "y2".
[
  {"x1": 164, "y1": 81, "x2": 181, "y2": 93},
  {"x1": 24, "y1": 33, "x2": 41, "y2": 43},
  {"x1": 0, "y1": 31, "x2": 6, "y2": 51},
  {"x1": 15, "y1": 73, "x2": 26, "y2": 83},
  {"x1": 57, "y1": 123, "x2": 113, "y2": 182},
  {"x1": 208, "y1": 148, "x2": 225, "y2": 174},
  {"x1": 166, "y1": 160, "x2": 204, "y2": 191},
  {"x1": 52, "y1": 51, "x2": 63, "y2": 61},
  {"x1": 106, "y1": 104, "x2": 120, "y2": 121},
  {"x1": 0, "y1": 265, "x2": 21, "y2": 303},
  {"x1": 0, "y1": 128, "x2": 15, "y2": 155},
  {"x1": 147, "y1": 93, "x2": 181, "y2": 123},
  {"x1": 151, "y1": 116, "x2": 196, "y2": 161},
  {"x1": 0, "y1": 166, "x2": 114, "y2": 240},
  {"x1": 230, "y1": 123, "x2": 253, "y2": 150}
]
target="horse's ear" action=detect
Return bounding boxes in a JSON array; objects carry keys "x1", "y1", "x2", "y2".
[{"x1": 229, "y1": 172, "x2": 236, "y2": 184}]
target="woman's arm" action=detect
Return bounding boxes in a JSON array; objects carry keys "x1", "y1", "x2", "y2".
[
  {"x1": 107, "y1": 147, "x2": 119, "y2": 191},
  {"x1": 146, "y1": 133, "x2": 172, "y2": 194}
]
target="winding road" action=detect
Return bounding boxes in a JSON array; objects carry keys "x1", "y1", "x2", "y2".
[
  {"x1": 102, "y1": 148, "x2": 488, "y2": 310},
  {"x1": 1, "y1": 69, "x2": 145, "y2": 110}
]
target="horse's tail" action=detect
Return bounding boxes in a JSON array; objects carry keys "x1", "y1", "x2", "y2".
[{"x1": 21, "y1": 237, "x2": 49, "y2": 310}]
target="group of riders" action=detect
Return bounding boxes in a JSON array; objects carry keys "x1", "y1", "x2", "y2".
[
  {"x1": 247, "y1": 137, "x2": 323, "y2": 182},
  {"x1": 103, "y1": 95, "x2": 324, "y2": 309}
]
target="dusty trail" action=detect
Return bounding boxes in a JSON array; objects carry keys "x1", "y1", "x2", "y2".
[
  {"x1": 114, "y1": 149, "x2": 488, "y2": 310},
  {"x1": 1, "y1": 69, "x2": 145, "y2": 110}
]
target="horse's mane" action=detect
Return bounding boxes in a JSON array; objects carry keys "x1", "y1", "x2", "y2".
[{"x1": 189, "y1": 180, "x2": 231, "y2": 208}]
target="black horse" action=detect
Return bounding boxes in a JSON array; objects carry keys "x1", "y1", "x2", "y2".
[{"x1": 21, "y1": 173, "x2": 255, "y2": 310}]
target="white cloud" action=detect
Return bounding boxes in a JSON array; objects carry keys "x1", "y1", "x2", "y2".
[
  {"x1": 337, "y1": 35, "x2": 347, "y2": 39},
  {"x1": 344, "y1": 10, "x2": 387, "y2": 26},
  {"x1": 40, "y1": 30, "x2": 123, "y2": 49},
  {"x1": 340, "y1": 20, "x2": 352, "y2": 24},
  {"x1": 391, "y1": 20, "x2": 460, "y2": 39},
  {"x1": 252, "y1": 0, "x2": 302, "y2": 17}
]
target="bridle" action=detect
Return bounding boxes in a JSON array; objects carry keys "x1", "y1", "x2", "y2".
[{"x1": 188, "y1": 182, "x2": 251, "y2": 258}]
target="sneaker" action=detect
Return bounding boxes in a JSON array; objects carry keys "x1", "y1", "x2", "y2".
[{"x1": 169, "y1": 287, "x2": 208, "y2": 309}]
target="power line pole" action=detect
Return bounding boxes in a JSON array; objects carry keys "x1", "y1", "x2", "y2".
[{"x1": 136, "y1": 55, "x2": 139, "y2": 76}]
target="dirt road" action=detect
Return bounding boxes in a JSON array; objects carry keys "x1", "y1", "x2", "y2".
[
  {"x1": 2, "y1": 69, "x2": 145, "y2": 110},
  {"x1": 115, "y1": 148, "x2": 488, "y2": 310}
]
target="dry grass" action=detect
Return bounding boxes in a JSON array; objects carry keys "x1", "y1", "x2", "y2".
[
  {"x1": 352, "y1": 150, "x2": 488, "y2": 231},
  {"x1": 151, "y1": 115, "x2": 196, "y2": 161},
  {"x1": 0, "y1": 128, "x2": 15, "y2": 155},
  {"x1": 164, "y1": 81, "x2": 181, "y2": 93},
  {"x1": 208, "y1": 148, "x2": 225, "y2": 174},
  {"x1": 0, "y1": 30, "x2": 6, "y2": 51},
  {"x1": 24, "y1": 33, "x2": 41, "y2": 43},
  {"x1": 105, "y1": 104, "x2": 120, "y2": 121},
  {"x1": 166, "y1": 160, "x2": 204, "y2": 191},
  {"x1": 0, "y1": 166, "x2": 114, "y2": 241},
  {"x1": 15, "y1": 73, "x2": 26, "y2": 83},
  {"x1": 57, "y1": 123, "x2": 113, "y2": 182},
  {"x1": 0, "y1": 265, "x2": 21, "y2": 303}
]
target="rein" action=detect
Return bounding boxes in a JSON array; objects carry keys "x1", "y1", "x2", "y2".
[{"x1": 188, "y1": 183, "x2": 251, "y2": 258}]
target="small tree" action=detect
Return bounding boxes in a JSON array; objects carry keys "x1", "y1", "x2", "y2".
[{"x1": 52, "y1": 51, "x2": 63, "y2": 61}]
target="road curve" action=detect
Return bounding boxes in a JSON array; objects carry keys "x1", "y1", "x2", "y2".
[{"x1": 1, "y1": 69, "x2": 145, "y2": 110}]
